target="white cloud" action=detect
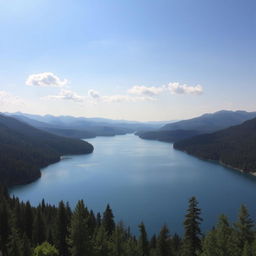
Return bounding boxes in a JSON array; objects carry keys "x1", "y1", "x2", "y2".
[
  {"x1": 88, "y1": 89, "x2": 101, "y2": 99},
  {"x1": 102, "y1": 94, "x2": 153, "y2": 103},
  {"x1": 45, "y1": 89, "x2": 84, "y2": 102},
  {"x1": 26, "y1": 72, "x2": 68, "y2": 87},
  {"x1": 87, "y1": 89, "x2": 154, "y2": 103},
  {"x1": 128, "y1": 85, "x2": 164, "y2": 97},
  {"x1": 166, "y1": 82, "x2": 203, "y2": 95},
  {"x1": 0, "y1": 91, "x2": 25, "y2": 106}
]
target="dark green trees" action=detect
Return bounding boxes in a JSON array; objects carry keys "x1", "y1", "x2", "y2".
[
  {"x1": 102, "y1": 204, "x2": 115, "y2": 236},
  {"x1": 138, "y1": 222, "x2": 149, "y2": 256},
  {"x1": 69, "y1": 200, "x2": 91, "y2": 256},
  {"x1": 55, "y1": 201, "x2": 70, "y2": 256},
  {"x1": 157, "y1": 225, "x2": 172, "y2": 256},
  {"x1": 182, "y1": 197, "x2": 202, "y2": 256}
]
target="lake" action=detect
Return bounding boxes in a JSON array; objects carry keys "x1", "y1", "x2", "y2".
[{"x1": 10, "y1": 134, "x2": 256, "y2": 236}]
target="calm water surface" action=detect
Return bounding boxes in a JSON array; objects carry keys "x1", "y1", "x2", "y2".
[{"x1": 10, "y1": 134, "x2": 256, "y2": 235}]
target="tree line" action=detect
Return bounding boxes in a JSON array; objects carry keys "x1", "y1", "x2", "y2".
[{"x1": 0, "y1": 187, "x2": 256, "y2": 256}]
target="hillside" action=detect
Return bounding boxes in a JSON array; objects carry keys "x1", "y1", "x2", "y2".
[
  {"x1": 137, "y1": 110, "x2": 256, "y2": 143},
  {"x1": 174, "y1": 117, "x2": 256, "y2": 173},
  {"x1": 6, "y1": 112, "x2": 168, "y2": 139},
  {"x1": 0, "y1": 114, "x2": 94, "y2": 186}
]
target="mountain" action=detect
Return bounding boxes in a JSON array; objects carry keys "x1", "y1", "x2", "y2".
[
  {"x1": 0, "y1": 114, "x2": 94, "y2": 186},
  {"x1": 174, "y1": 117, "x2": 256, "y2": 173},
  {"x1": 6, "y1": 112, "x2": 169, "y2": 139},
  {"x1": 137, "y1": 110, "x2": 256, "y2": 143},
  {"x1": 161, "y1": 110, "x2": 256, "y2": 132}
]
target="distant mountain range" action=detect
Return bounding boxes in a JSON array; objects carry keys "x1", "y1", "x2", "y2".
[
  {"x1": 137, "y1": 110, "x2": 256, "y2": 143},
  {"x1": 0, "y1": 114, "x2": 93, "y2": 186},
  {"x1": 6, "y1": 112, "x2": 172, "y2": 139},
  {"x1": 174, "y1": 117, "x2": 256, "y2": 174}
]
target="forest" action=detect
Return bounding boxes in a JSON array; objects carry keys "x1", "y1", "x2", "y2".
[
  {"x1": 174, "y1": 117, "x2": 256, "y2": 173},
  {"x1": 0, "y1": 187, "x2": 256, "y2": 256},
  {"x1": 0, "y1": 115, "x2": 94, "y2": 186}
]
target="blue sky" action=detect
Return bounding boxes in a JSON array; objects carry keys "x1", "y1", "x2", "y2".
[{"x1": 0, "y1": 0, "x2": 255, "y2": 121}]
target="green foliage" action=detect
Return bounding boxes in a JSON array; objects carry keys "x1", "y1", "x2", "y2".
[
  {"x1": 68, "y1": 200, "x2": 91, "y2": 256},
  {"x1": 181, "y1": 197, "x2": 202, "y2": 256},
  {"x1": 174, "y1": 117, "x2": 256, "y2": 173},
  {"x1": 102, "y1": 204, "x2": 115, "y2": 236},
  {"x1": 138, "y1": 222, "x2": 149, "y2": 256},
  {"x1": 33, "y1": 242, "x2": 58, "y2": 256},
  {"x1": 0, "y1": 190, "x2": 256, "y2": 256},
  {"x1": 0, "y1": 114, "x2": 93, "y2": 186}
]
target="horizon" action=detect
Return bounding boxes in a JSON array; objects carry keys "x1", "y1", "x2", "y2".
[
  {"x1": 3, "y1": 108, "x2": 256, "y2": 123},
  {"x1": 0, "y1": 0, "x2": 255, "y2": 121}
]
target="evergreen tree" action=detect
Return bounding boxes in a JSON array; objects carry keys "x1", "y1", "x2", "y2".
[
  {"x1": 24, "y1": 201, "x2": 33, "y2": 240},
  {"x1": 93, "y1": 225, "x2": 110, "y2": 256},
  {"x1": 138, "y1": 222, "x2": 149, "y2": 256},
  {"x1": 0, "y1": 199, "x2": 10, "y2": 255},
  {"x1": 200, "y1": 215, "x2": 238, "y2": 256},
  {"x1": 156, "y1": 225, "x2": 172, "y2": 256},
  {"x1": 55, "y1": 201, "x2": 69, "y2": 256},
  {"x1": 69, "y1": 200, "x2": 91, "y2": 256},
  {"x1": 7, "y1": 227, "x2": 22, "y2": 256},
  {"x1": 102, "y1": 204, "x2": 115, "y2": 236},
  {"x1": 21, "y1": 234, "x2": 32, "y2": 256},
  {"x1": 182, "y1": 197, "x2": 202, "y2": 256},
  {"x1": 235, "y1": 205, "x2": 254, "y2": 247},
  {"x1": 32, "y1": 210, "x2": 46, "y2": 245}
]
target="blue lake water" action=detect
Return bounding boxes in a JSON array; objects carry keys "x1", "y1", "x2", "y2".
[{"x1": 10, "y1": 134, "x2": 256, "y2": 235}]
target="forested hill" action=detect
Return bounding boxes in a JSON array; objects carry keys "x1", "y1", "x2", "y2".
[
  {"x1": 0, "y1": 114, "x2": 94, "y2": 186},
  {"x1": 174, "y1": 117, "x2": 256, "y2": 173},
  {"x1": 137, "y1": 110, "x2": 256, "y2": 143}
]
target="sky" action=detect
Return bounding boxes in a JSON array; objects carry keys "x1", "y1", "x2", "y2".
[{"x1": 0, "y1": 0, "x2": 255, "y2": 121}]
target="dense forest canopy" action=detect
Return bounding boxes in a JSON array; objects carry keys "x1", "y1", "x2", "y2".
[
  {"x1": 0, "y1": 188, "x2": 256, "y2": 256},
  {"x1": 0, "y1": 115, "x2": 93, "y2": 186},
  {"x1": 174, "y1": 117, "x2": 256, "y2": 173}
]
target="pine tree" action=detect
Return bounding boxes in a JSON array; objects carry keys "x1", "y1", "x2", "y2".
[
  {"x1": 32, "y1": 210, "x2": 46, "y2": 245},
  {"x1": 156, "y1": 225, "x2": 172, "y2": 256},
  {"x1": 55, "y1": 201, "x2": 69, "y2": 256},
  {"x1": 7, "y1": 227, "x2": 22, "y2": 256},
  {"x1": 181, "y1": 197, "x2": 202, "y2": 256},
  {"x1": 24, "y1": 201, "x2": 33, "y2": 240},
  {"x1": 102, "y1": 204, "x2": 115, "y2": 236},
  {"x1": 235, "y1": 205, "x2": 254, "y2": 248},
  {"x1": 69, "y1": 200, "x2": 91, "y2": 256},
  {"x1": 138, "y1": 222, "x2": 149, "y2": 256},
  {"x1": 0, "y1": 198, "x2": 10, "y2": 255},
  {"x1": 20, "y1": 234, "x2": 32, "y2": 256},
  {"x1": 93, "y1": 225, "x2": 110, "y2": 256}
]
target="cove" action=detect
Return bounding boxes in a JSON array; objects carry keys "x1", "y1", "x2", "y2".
[{"x1": 10, "y1": 134, "x2": 256, "y2": 235}]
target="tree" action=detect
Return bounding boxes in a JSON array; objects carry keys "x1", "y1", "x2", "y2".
[
  {"x1": 182, "y1": 197, "x2": 202, "y2": 256},
  {"x1": 55, "y1": 201, "x2": 69, "y2": 256},
  {"x1": 138, "y1": 222, "x2": 149, "y2": 256},
  {"x1": 0, "y1": 199, "x2": 10, "y2": 255},
  {"x1": 156, "y1": 225, "x2": 172, "y2": 256},
  {"x1": 68, "y1": 200, "x2": 91, "y2": 256},
  {"x1": 7, "y1": 227, "x2": 22, "y2": 256},
  {"x1": 32, "y1": 210, "x2": 46, "y2": 245},
  {"x1": 235, "y1": 205, "x2": 254, "y2": 247},
  {"x1": 200, "y1": 215, "x2": 240, "y2": 256},
  {"x1": 102, "y1": 204, "x2": 115, "y2": 236},
  {"x1": 33, "y1": 242, "x2": 58, "y2": 256},
  {"x1": 24, "y1": 201, "x2": 33, "y2": 240}
]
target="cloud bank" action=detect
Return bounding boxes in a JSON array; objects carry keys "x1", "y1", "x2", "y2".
[
  {"x1": 166, "y1": 82, "x2": 203, "y2": 95},
  {"x1": 46, "y1": 89, "x2": 84, "y2": 102},
  {"x1": 26, "y1": 72, "x2": 68, "y2": 87}
]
